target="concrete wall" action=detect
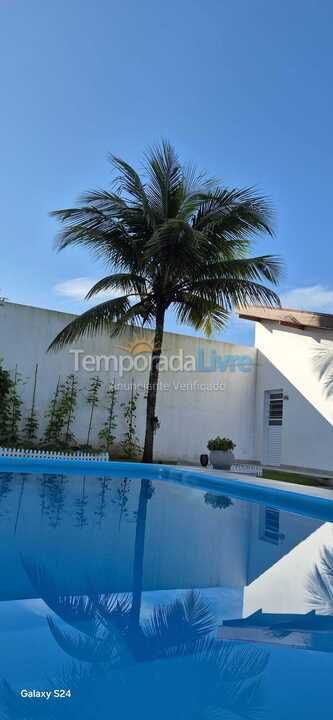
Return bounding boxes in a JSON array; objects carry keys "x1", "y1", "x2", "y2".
[
  {"x1": 254, "y1": 321, "x2": 333, "y2": 473},
  {"x1": 0, "y1": 302, "x2": 257, "y2": 463}
]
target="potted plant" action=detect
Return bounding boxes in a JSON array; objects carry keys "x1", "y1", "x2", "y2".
[{"x1": 207, "y1": 436, "x2": 236, "y2": 470}]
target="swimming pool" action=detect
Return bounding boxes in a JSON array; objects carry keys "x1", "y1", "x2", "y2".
[{"x1": 0, "y1": 458, "x2": 332, "y2": 719}]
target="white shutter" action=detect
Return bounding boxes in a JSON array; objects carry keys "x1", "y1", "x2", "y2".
[
  {"x1": 267, "y1": 425, "x2": 282, "y2": 466},
  {"x1": 265, "y1": 390, "x2": 283, "y2": 466}
]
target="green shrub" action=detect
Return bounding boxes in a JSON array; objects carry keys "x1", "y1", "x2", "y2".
[{"x1": 207, "y1": 436, "x2": 236, "y2": 451}]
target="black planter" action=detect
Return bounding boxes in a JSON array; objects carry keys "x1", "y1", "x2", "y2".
[{"x1": 200, "y1": 454, "x2": 209, "y2": 467}]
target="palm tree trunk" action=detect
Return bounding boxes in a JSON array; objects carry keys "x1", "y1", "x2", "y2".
[
  {"x1": 142, "y1": 308, "x2": 165, "y2": 463},
  {"x1": 130, "y1": 479, "x2": 151, "y2": 627}
]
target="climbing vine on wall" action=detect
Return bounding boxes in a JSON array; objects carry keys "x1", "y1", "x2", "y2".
[
  {"x1": 98, "y1": 379, "x2": 118, "y2": 453},
  {"x1": 43, "y1": 374, "x2": 79, "y2": 448},
  {"x1": 22, "y1": 363, "x2": 39, "y2": 443},
  {"x1": 0, "y1": 361, "x2": 147, "y2": 456},
  {"x1": 85, "y1": 376, "x2": 102, "y2": 447},
  {"x1": 43, "y1": 377, "x2": 62, "y2": 447},
  {"x1": 120, "y1": 379, "x2": 142, "y2": 459},
  {"x1": 0, "y1": 364, "x2": 23, "y2": 446},
  {"x1": 0, "y1": 361, "x2": 13, "y2": 445}
]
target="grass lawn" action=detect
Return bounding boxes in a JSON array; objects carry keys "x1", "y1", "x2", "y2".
[{"x1": 263, "y1": 468, "x2": 329, "y2": 488}]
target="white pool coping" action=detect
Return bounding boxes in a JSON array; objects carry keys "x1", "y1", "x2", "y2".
[{"x1": 177, "y1": 465, "x2": 333, "y2": 500}]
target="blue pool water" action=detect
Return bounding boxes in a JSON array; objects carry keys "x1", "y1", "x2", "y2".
[{"x1": 0, "y1": 459, "x2": 332, "y2": 719}]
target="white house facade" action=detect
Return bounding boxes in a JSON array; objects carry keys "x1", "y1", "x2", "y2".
[{"x1": 0, "y1": 301, "x2": 333, "y2": 475}]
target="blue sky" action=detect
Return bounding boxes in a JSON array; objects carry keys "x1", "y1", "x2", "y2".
[{"x1": 1, "y1": 0, "x2": 333, "y2": 346}]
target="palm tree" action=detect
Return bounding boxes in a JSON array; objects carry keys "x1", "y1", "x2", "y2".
[
  {"x1": 307, "y1": 546, "x2": 333, "y2": 614},
  {"x1": 48, "y1": 141, "x2": 282, "y2": 462}
]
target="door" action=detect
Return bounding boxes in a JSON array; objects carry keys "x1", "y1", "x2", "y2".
[{"x1": 264, "y1": 390, "x2": 283, "y2": 466}]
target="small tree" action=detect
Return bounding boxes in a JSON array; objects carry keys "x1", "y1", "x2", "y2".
[
  {"x1": 86, "y1": 376, "x2": 102, "y2": 447},
  {"x1": 43, "y1": 377, "x2": 62, "y2": 447},
  {"x1": 43, "y1": 374, "x2": 79, "y2": 448},
  {"x1": 0, "y1": 361, "x2": 13, "y2": 445},
  {"x1": 120, "y1": 379, "x2": 142, "y2": 459},
  {"x1": 22, "y1": 363, "x2": 39, "y2": 444},
  {"x1": 98, "y1": 378, "x2": 118, "y2": 453},
  {"x1": 60, "y1": 374, "x2": 79, "y2": 447},
  {"x1": 7, "y1": 365, "x2": 23, "y2": 446}
]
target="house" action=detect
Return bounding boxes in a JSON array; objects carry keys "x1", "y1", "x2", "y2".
[
  {"x1": 0, "y1": 301, "x2": 332, "y2": 475},
  {"x1": 239, "y1": 306, "x2": 333, "y2": 475}
]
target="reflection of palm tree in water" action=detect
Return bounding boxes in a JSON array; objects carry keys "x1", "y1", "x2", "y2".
[
  {"x1": 1, "y1": 479, "x2": 269, "y2": 719},
  {"x1": 307, "y1": 545, "x2": 333, "y2": 613},
  {"x1": 0, "y1": 473, "x2": 13, "y2": 518}
]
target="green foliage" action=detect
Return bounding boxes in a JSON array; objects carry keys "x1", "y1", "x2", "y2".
[
  {"x1": 120, "y1": 380, "x2": 142, "y2": 459},
  {"x1": 59, "y1": 374, "x2": 79, "y2": 446},
  {"x1": 43, "y1": 377, "x2": 62, "y2": 447},
  {"x1": 85, "y1": 376, "x2": 102, "y2": 447},
  {"x1": 4, "y1": 365, "x2": 23, "y2": 446},
  {"x1": 152, "y1": 415, "x2": 160, "y2": 434},
  {"x1": 49, "y1": 142, "x2": 281, "y2": 353},
  {"x1": 98, "y1": 379, "x2": 118, "y2": 453},
  {"x1": 22, "y1": 363, "x2": 39, "y2": 443},
  {"x1": 43, "y1": 374, "x2": 79, "y2": 448},
  {"x1": 207, "y1": 436, "x2": 236, "y2": 451},
  {"x1": 0, "y1": 360, "x2": 13, "y2": 445}
]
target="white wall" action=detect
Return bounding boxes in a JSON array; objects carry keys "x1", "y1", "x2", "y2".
[
  {"x1": 246, "y1": 504, "x2": 322, "y2": 584},
  {"x1": 0, "y1": 471, "x2": 251, "y2": 599},
  {"x1": 255, "y1": 321, "x2": 333, "y2": 473},
  {"x1": 0, "y1": 302, "x2": 257, "y2": 463},
  {"x1": 243, "y1": 521, "x2": 333, "y2": 616}
]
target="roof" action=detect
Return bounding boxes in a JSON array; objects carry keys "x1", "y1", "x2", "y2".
[{"x1": 237, "y1": 306, "x2": 333, "y2": 331}]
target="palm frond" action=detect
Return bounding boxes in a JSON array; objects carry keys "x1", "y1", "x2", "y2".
[
  {"x1": 307, "y1": 546, "x2": 333, "y2": 613},
  {"x1": 47, "y1": 296, "x2": 132, "y2": 351},
  {"x1": 145, "y1": 220, "x2": 209, "y2": 268},
  {"x1": 202, "y1": 256, "x2": 282, "y2": 285},
  {"x1": 110, "y1": 156, "x2": 147, "y2": 202},
  {"x1": 189, "y1": 278, "x2": 280, "y2": 311},
  {"x1": 95, "y1": 592, "x2": 132, "y2": 632},
  {"x1": 47, "y1": 616, "x2": 114, "y2": 663},
  {"x1": 144, "y1": 140, "x2": 183, "y2": 218},
  {"x1": 195, "y1": 187, "x2": 274, "y2": 231},
  {"x1": 173, "y1": 293, "x2": 229, "y2": 336},
  {"x1": 142, "y1": 591, "x2": 216, "y2": 658},
  {"x1": 85, "y1": 273, "x2": 147, "y2": 299}
]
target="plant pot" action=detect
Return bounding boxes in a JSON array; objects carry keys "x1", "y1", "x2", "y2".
[{"x1": 209, "y1": 450, "x2": 235, "y2": 470}]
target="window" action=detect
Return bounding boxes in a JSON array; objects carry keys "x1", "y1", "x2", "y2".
[
  {"x1": 260, "y1": 506, "x2": 281, "y2": 544},
  {"x1": 268, "y1": 392, "x2": 283, "y2": 426}
]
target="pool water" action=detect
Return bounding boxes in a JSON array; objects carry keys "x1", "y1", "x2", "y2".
[{"x1": 0, "y1": 463, "x2": 332, "y2": 719}]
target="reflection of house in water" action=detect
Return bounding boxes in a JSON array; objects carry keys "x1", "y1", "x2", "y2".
[
  {"x1": 0, "y1": 470, "x2": 332, "y2": 635},
  {"x1": 219, "y1": 609, "x2": 333, "y2": 652},
  {"x1": 1, "y1": 469, "x2": 333, "y2": 718}
]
